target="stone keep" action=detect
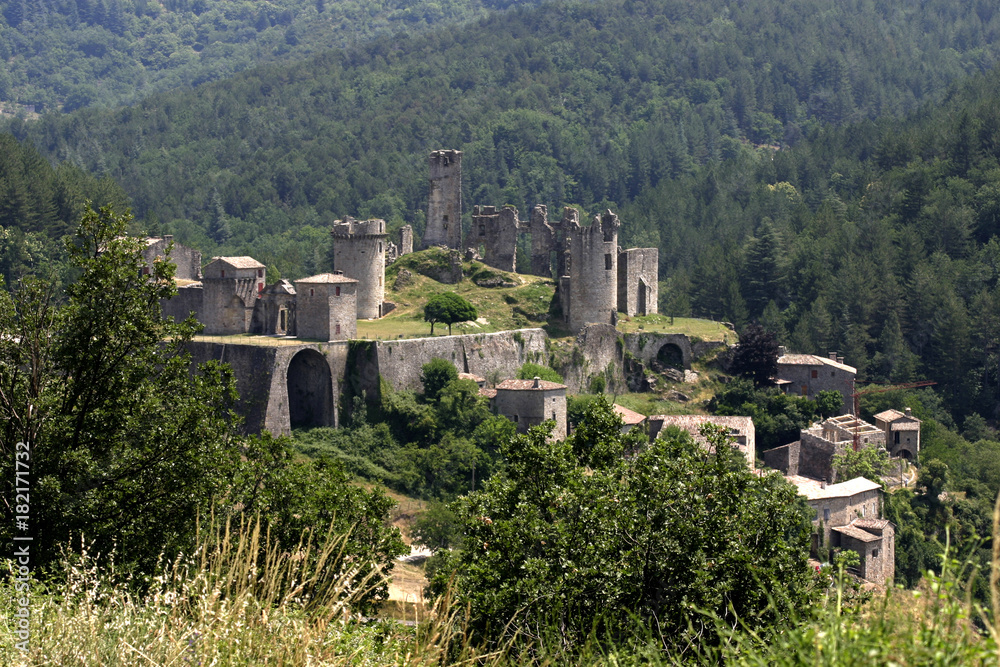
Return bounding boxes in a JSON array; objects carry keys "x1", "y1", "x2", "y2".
[
  {"x1": 472, "y1": 205, "x2": 519, "y2": 272},
  {"x1": 201, "y1": 257, "x2": 266, "y2": 334},
  {"x1": 566, "y1": 210, "x2": 620, "y2": 333},
  {"x1": 294, "y1": 273, "x2": 357, "y2": 342},
  {"x1": 617, "y1": 248, "x2": 658, "y2": 316},
  {"x1": 331, "y1": 217, "x2": 387, "y2": 319},
  {"x1": 423, "y1": 149, "x2": 462, "y2": 249}
]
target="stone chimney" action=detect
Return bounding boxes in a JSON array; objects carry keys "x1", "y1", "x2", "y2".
[
  {"x1": 778, "y1": 346, "x2": 787, "y2": 356},
  {"x1": 905, "y1": 407, "x2": 912, "y2": 417},
  {"x1": 829, "y1": 352, "x2": 838, "y2": 361},
  {"x1": 837, "y1": 356, "x2": 845, "y2": 365},
  {"x1": 533, "y1": 376, "x2": 541, "y2": 388},
  {"x1": 164, "y1": 235, "x2": 173, "y2": 243}
]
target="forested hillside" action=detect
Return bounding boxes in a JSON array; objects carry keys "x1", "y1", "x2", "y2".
[
  {"x1": 636, "y1": 68, "x2": 1000, "y2": 422},
  {"x1": 0, "y1": 0, "x2": 514, "y2": 113},
  {"x1": 7, "y1": 0, "x2": 1000, "y2": 279}
]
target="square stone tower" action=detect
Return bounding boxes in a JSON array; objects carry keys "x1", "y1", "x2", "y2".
[
  {"x1": 294, "y1": 272, "x2": 358, "y2": 342},
  {"x1": 200, "y1": 256, "x2": 266, "y2": 334},
  {"x1": 423, "y1": 149, "x2": 462, "y2": 249}
]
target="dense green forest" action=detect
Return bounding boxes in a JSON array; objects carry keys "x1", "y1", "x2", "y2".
[
  {"x1": 7, "y1": 0, "x2": 1000, "y2": 278},
  {"x1": 0, "y1": 0, "x2": 517, "y2": 113}
]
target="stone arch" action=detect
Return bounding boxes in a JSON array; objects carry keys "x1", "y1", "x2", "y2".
[
  {"x1": 286, "y1": 349, "x2": 333, "y2": 429},
  {"x1": 656, "y1": 343, "x2": 684, "y2": 369},
  {"x1": 628, "y1": 333, "x2": 693, "y2": 370}
]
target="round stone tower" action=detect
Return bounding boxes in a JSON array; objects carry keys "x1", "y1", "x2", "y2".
[
  {"x1": 567, "y1": 210, "x2": 620, "y2": 333},
  {"x1": 331, "y1": 217, "x2": 387, "y2": 319}
]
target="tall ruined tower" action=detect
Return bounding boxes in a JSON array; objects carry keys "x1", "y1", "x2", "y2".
[
  {"x1": 566, "y1": 210, "x2": 620, "y2": 333},
  {"x1": 331, "y1": 217, "x2": 387, "y2": 319},
  {"x1": 423, "y1": 149, "x2": 462, "y2": 249}
]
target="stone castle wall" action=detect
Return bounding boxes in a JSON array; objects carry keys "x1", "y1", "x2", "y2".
[
  {"x1": 617, "y1": 248, "x2": 658, "y2": 316},
  {"x1": 143, "y1": 236, "x2": 201, "y2": 280},
  {"x1": 161, "y1": 283, "x2": 203, "y2": 323},
  {"x1": 473, "y1": 205, "x2": 519, "y2": 272}
]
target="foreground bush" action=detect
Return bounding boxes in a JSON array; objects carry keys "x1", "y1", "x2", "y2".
[{"x1": 436, "y1": 398, "x2": 819, "y2": 655}]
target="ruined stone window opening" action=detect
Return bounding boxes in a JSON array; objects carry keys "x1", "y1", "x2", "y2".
[
  {"x1": 605, "y1": 254, "x2": 612, "y2": 270},
  {"x1": 279, "y1": 309, "x2": 287, "y2": 332}
]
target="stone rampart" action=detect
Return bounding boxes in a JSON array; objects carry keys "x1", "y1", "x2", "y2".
[{"x1": 354, "y1": 328, "x2": 548, "y2": 396}]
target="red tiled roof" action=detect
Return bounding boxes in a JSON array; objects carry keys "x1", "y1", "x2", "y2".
[
  {"x1": 496, "y1": 378, "x2": 567, "y2": 391},
  {"x1": 295, "y1": 273, "x2": 358, "y2": 284},
  {"x1": 778, "y1": 353, "x2": 856, "y2": 373},
  {"x1": 613, "y1": 404, "x2": 647, "y2": 425},
  {"x1": 207, "y1": 256, "x2": 266, "y2": 269}
]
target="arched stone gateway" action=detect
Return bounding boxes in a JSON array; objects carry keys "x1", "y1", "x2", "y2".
[{"x1": 286, "y1": 349, "x2": 334, "y2": 429}]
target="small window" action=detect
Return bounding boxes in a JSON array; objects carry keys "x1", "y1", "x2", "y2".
[
  {"x1": 823, "y1": 508, "x2": 830, "y2": 522},
  {"x1": 872, "y1": 548, "x2": 879, "y2": 558},
  {"x1": 479, "y1": 225, "x2": 486, "y2": 237},
  {"x1": 811, "y1": 369, "x2": 818, "y2": 379},
  {"x1": 335, "y1": 286, "x2": 340, "y2": 297},
  {"x1": 831, "y1": 372, "x2": 835, "y2": 377},
  {"x1": 142, "y1": 267, "x2": 150, "y2": 275},
  {"x1": 336, "y1": 323, "x2": 341, "y2": 335},
  {"x1": 310, "y1": 288, "x2": 314, "y2": 296},
  {"x1": 221, "y1": 270, "x2": 226, "y2": 278},
  {"x1": 378, "y1": 242, "x2": 382, "y2": 253},
  {"x1": 513, "y1": 415, "x2": 519, "y2": 423},
  {"x1": 258, "y1": 269, "x2": 263, "y2": 278},
  {"x1": 605, "y1": 254, "x2": 612, "y2": 270},
  {"x1": 552, "y1": 412, "x2": 556, "y2": 420}
]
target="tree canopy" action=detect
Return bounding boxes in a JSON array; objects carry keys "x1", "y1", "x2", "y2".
[
  {"x1": 424, "y1": 291, "x2": 477, "y2": 335},
  {"x1": 437, "y1": 398, "x2": 816, "y2": 653}
]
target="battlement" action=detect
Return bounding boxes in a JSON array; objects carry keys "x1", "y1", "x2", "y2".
[{"x1": 331, "y1": 217, "x2": 387, "y2": 238}]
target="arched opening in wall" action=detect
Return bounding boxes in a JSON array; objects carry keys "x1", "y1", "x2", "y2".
[
  {"x1": 656, "y1": 343, "x2": 684, "y2": 369},
  {"x1": 898, "y1": 448, "x2": 913, "y2": 461},
  {"x1": 287, "y1": 349, "x2": 333, "y2": 429}
]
